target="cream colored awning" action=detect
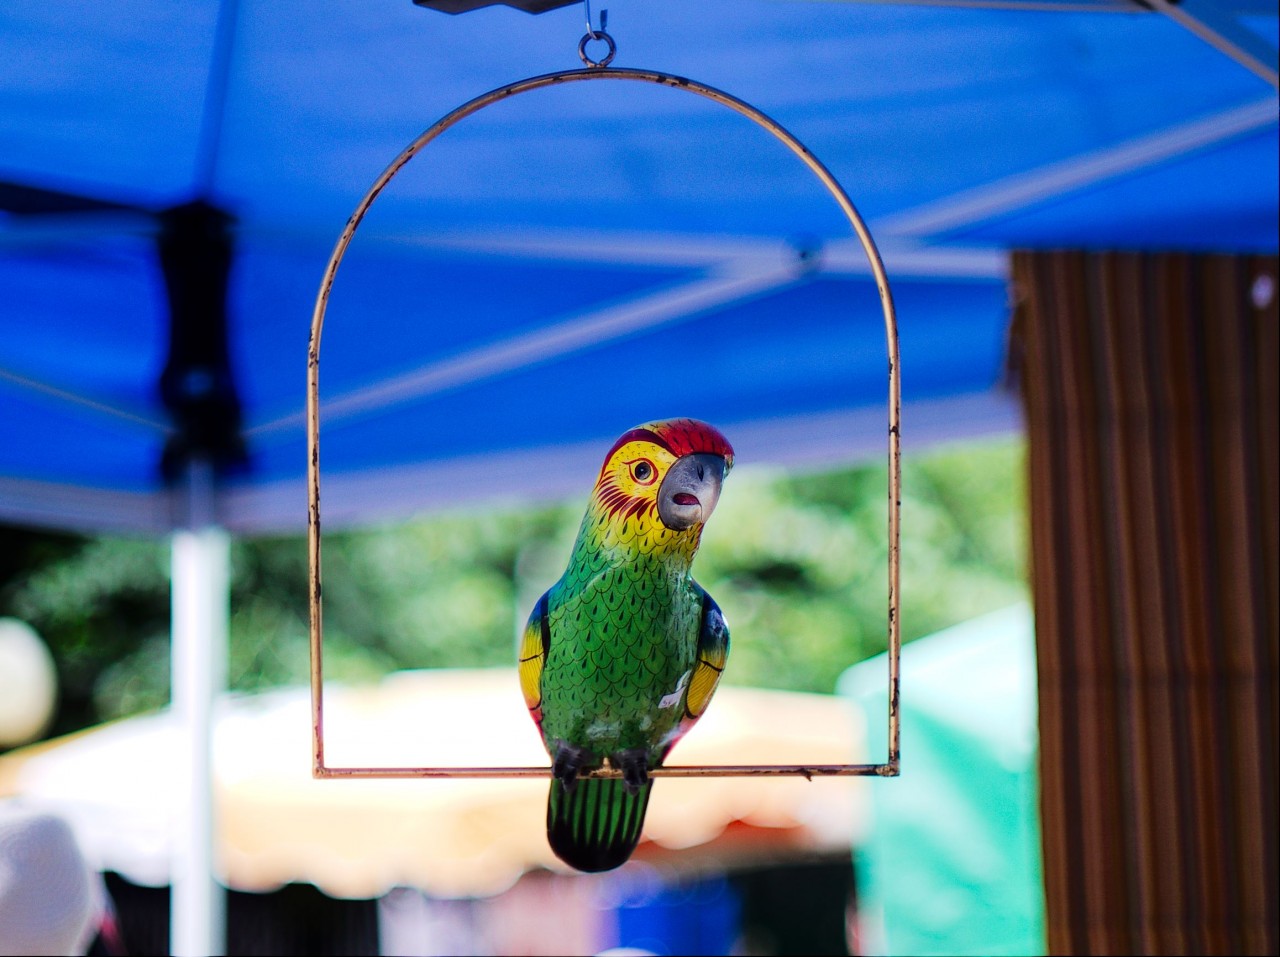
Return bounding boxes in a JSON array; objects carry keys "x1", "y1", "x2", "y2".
[{"x1": 0, "y1": 669, "x2": 867, "y2": 899}]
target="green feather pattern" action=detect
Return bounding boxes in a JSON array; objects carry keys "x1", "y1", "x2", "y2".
[
  {"x1": 519, "y1": 419, "x2": 733, "y2": 873},
  {"x1": 547, "y1": 776, "x2": 653, "y2": 873}
]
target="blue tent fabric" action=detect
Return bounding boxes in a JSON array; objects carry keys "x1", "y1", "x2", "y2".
[
  {"x1": 1, "y1": 0, "x2": 1276, "y2": 534},
  {"x1": 839, "y1": 603, "x2": 1045, "y2": 957}
]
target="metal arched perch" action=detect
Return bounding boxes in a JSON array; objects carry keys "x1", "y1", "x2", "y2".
[{"x1": 308, "y1": 61, "x2": 901, "y2": 781}]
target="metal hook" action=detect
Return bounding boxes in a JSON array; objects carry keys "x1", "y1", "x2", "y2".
[
  {"x1": 583, "y1": 0, "x2": 606, "y2": 41},
  {"x1": 578, "y1": 0, "x2": 614, "y2": 68}
]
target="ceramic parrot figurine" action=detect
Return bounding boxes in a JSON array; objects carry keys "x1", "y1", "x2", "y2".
[{"x1": 518, "y1": 418, "x2": 734, "y2": 873}]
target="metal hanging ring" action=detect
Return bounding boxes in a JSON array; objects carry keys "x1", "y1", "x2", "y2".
[{"x1": 577, "y1": 29, "x2": 616, "y2": 68}]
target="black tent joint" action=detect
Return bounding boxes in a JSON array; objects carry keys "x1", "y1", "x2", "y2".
[
  {"x1": 412, "y1": 0, "x2": 579, "y2": 15},
  {"x1": 157, "y1": 200, "x2": 248, "y2": 483}
]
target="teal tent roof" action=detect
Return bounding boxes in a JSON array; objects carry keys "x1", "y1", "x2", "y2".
[{"x1": 840, "y1": 604, "x2": 1045, "y2": 956}]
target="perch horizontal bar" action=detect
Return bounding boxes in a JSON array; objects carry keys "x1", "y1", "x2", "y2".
[{"x1": 314, "y1": 763, "x2": 899, "y2": 779}]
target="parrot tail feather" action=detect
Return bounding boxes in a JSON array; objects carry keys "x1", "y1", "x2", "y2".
[{"x1": 547, "y1": 776, "x2": 652, "y2": 873}]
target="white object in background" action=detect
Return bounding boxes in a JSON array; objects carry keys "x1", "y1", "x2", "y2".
[
  {"x1": 0, "y1": 805, "x2": 96, "y2": 956},
  {"x1": 0, "y1": 618, "x2": 57, "y2": 748}
]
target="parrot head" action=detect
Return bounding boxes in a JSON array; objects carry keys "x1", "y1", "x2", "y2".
[{"x1": 590, "y1": 418, "x2": 734, "y2": 540}]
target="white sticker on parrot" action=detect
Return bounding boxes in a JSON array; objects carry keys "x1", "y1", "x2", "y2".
[{"x1": 659, "y1": 670, "x2": 692, "y2": 710}]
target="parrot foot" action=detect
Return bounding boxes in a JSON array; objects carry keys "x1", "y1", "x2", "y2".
[
  {"x1": 551, "y1": 741, "x2": 594, "y2": 794},
  {"x1": 612, "y1": 749, "x2": 651, "y2": 795}
]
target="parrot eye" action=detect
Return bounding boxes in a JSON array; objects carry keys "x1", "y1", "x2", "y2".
[{"x1": 628, "y1": 459, "x2": 656, "y2": 484}]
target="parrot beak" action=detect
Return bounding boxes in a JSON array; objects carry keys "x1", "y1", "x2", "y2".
[{"x1": 657, "y1": 452, "x2": 727, "y2": 530}]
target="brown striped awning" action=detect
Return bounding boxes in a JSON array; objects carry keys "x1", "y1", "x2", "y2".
[{"x1": 1011, "y1": 251, "x2": 1278, "y2": 955}]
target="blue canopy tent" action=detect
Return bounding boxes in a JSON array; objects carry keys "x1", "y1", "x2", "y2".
[
  {"x1": 1, "y1": 1, "x2": 1275, "y2": 953},
  {"x1": 2, "y1": 0, "x2": 1274, "y2": 535}
]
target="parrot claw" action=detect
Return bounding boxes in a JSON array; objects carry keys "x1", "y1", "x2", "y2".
[
  {"x1": 552, "y1": 741, "x2": 594, "y2": 793},
  {"x1": 613, "y1": 749, "x2": 651, "y2": 795}
]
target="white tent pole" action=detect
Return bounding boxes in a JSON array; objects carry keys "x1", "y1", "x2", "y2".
[{"x1": 170, "y1": 459, "x2": 228, "y2": 957}]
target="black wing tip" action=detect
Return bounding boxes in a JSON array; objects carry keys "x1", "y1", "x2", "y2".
[{"x1": 551, "y1": 837, "x2": 638, "y2": 873}]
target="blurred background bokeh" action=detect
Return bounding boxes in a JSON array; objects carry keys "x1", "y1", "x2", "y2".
[
  {"x1": 1, "y1": 436, "x2": 1035, "y2": 956},
  {"x1": 0, "y1": 438, "x2": 1025, "y2": 736}
]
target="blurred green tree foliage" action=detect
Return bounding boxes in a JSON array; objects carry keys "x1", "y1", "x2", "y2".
[{"x1": 0, "y1": 437, "x2": 1026, "y2": 742}]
